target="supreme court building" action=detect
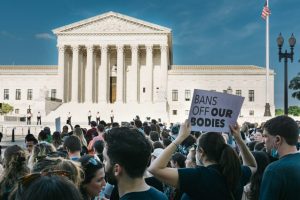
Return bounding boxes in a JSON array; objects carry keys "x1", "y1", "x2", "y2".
[{"x1": 0, "y1": 11, "x2": 275, "y2": 124}]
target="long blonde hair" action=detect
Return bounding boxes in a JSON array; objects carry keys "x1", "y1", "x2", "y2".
[
  {"x1": 0, "y1": 145, "x2": 29, "y2": 198},
  {"x1": 28, "y1": 142, "x2": 56, "y2": 170},
  {"x1": 74, "y1": 127, "x2": 87, "y2": 147},
  {"x1": 32, "y1": 157, "x2": 83, "y2": 188}
]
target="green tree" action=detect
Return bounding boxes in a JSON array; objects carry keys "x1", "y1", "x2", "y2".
[
  {"x1": 289, "y1": 72, "x2": 300, "y2": 100},
  {"x1": 0, "y1": 103, "x2": 14, "y2": 114},
  {"x1": 276, "y1": 106, "x2": 300, "y2": 116},
  {"x1": 275, "y1": 108, "x2": 284, "y2": 116},
  {"x1": 288, "y1": 106, "x2": 300, "y2": 116}
]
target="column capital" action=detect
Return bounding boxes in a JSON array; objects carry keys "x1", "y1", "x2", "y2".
[
  {"x1": 71, "y1": 45, "x2": 80, "y2": 52},
  {"x1": 86, "y1": 45, "x2": 94, "y2": 52},
  {"x1": 146, "y1": 44, "x2": 153, "y2": 53},
  {"x1": 116, "y1": 44, "x2": 124, "y2": 52},
  {"x1": 100, "y1": 44, "x2": 108, "y2": 52},
  {"x1": 160, "y1": 44, "x2": 168, "y2": 52},
  {"x1": 131, "y1": 44, "x2": 139, "y2": 53},
  {"x1": 57, "y1": 45, "x2": 65, "y2": 52}
]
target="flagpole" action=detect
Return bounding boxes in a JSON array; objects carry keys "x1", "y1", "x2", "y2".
[{"x1": 264, "y1": 0, "x2": 271, "y2": 116}]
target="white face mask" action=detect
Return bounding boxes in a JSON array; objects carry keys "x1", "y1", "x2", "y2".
[{"x1": 196, "y1": 157, "x2": 202, "y2": 166}]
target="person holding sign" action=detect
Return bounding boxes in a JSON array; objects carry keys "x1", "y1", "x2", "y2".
[
  {"x1": 67, "y1": 112, "x2": 72, "y2": 125},
  {"x1": 149, "y1": 120, "x2": 257, "y2": 200}
]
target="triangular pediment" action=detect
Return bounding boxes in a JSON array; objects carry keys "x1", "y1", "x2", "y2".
[{"x1": 53, "y1": 11, "x2": 171, "y2": 34}]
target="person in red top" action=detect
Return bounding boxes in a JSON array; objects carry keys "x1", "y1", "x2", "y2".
[
  {"x1": 88, "y1": 124, "x2": 105, "y2": 154},
  {"x1": 85, "y1": 121, "x2": 97, "y2": 145}
]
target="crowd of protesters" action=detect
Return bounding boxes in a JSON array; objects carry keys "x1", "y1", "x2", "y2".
[{"x1": 0, "y1": 114, "x2": 300, "y2": 200}]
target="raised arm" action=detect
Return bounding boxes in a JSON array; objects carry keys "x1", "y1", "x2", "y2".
[
  {"x1": 148, "y1": 119, "x2": 191, "y2": 188},
  {"x1": 69, "y1": 123, "x2": 74, "y2": 131},
  {"x1": 230, "y1": 123, "x2": 257, "y2": 175}
]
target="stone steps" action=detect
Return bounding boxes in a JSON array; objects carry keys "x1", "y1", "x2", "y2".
[{"x1": 45, "y1": 102, "x2": 169, "y2": 124}]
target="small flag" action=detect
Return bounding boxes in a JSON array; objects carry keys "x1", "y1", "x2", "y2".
[{"x1": 261, "y1": 2, "x2": 271, "y2": 20}]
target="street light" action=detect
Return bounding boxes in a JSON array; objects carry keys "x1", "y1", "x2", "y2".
[{"x1": 277, "y1": 33, "x2": 296, "y2": 115}]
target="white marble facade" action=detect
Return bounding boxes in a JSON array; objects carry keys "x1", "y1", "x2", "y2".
[{"x1": 0, "y1": 12, "x2": 275, "y2": 124}]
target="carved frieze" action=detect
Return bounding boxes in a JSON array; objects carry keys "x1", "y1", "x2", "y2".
[{"x1": 62, "y1": 16, "x2": 164, "y2": 33}]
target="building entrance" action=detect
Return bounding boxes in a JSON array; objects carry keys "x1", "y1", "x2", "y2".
[{"x1": 110, "y1": 77, "x2": 116, "y2": 103}]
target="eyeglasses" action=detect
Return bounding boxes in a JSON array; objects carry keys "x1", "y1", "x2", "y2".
[{"x1": 19, "y1": 170, "x2": 71, "y2": 188}]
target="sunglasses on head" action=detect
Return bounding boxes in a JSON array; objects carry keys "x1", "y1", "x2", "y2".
[
  {"x1": 18, "y1": 170, "x2": 71, "y2": 188},
  {"x1": 85, "y1": 157, "x2": 98, "y2": 166},
  {"x1": 47, "y1": 151, "x2": 68, "y2": 158}
]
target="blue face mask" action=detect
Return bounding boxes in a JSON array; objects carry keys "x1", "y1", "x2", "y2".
[{"x1": 271, "y1": 148, "x2": 279, "y2": 158}]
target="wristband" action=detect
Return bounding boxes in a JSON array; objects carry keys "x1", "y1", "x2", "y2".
[{"x1": 172, "y1": 141, "x2": 179, "y2": 148}]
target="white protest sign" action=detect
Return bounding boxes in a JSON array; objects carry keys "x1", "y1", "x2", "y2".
[
  {"x1": 188, "y1": 89, "x2": 244, "y2": 132},
  {"x1": 55, "y1": 117, "x2": 61, "y2": 132}
]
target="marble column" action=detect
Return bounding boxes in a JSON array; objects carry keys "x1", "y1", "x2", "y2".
[
  {"x1": 146, "y1": 45, "x2": 153, "y2": 102},
  {"x1": 67, "y1": 53, "x2": 72, "y2": 102},
  {"x1": 131, "y1": 44, "x2": 139, "y2": 102},
  {"x1": 116, "y1": 44, "x2": 124, "y2": 103},
  {"x1": 85, "y1": 45, "x2": 94, "y2": 103},
  {"x1": 79, "y1": 51, "x2": 84, "y2": 103},
  {"x1": 160, "y1": 44, "x2": 168, "y2": 102},
  {"x1": 99, "y1": 45, "x2": 108, "y2": 103},
  {"x1": 57, "y1": 45, "x2": 65, "y2": 102},
  {"x1": 71, "y1": 45, "x2": 79, "y2": 102},
  {"x1": 93, "y1": 50, "x2": 98, "y2": 103}
]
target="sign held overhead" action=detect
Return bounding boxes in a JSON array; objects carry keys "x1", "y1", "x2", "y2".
[{"x1": 188, "y1": 89, "x2": 244, "y2": 133}]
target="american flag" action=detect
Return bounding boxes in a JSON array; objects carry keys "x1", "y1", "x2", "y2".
[{"x1": 261, "y1": 1, "x2": 271, "y2": 20}]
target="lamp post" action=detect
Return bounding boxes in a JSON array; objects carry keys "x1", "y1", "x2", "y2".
[{"x1": 277, "y1": 33, "x2": 296, "y2": 115}]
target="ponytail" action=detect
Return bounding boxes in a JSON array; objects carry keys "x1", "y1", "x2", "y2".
[
  {"x1": 199, "y1": 133, "x2": 242, "y2": 193},
  {"x1": 219, "y1": 145, "x2": 241, "y2": 192}
]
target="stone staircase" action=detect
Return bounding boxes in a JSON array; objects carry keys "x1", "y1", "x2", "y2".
[{"x1": 45, "y1": 101, "x2": 169, "y2": 124}]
